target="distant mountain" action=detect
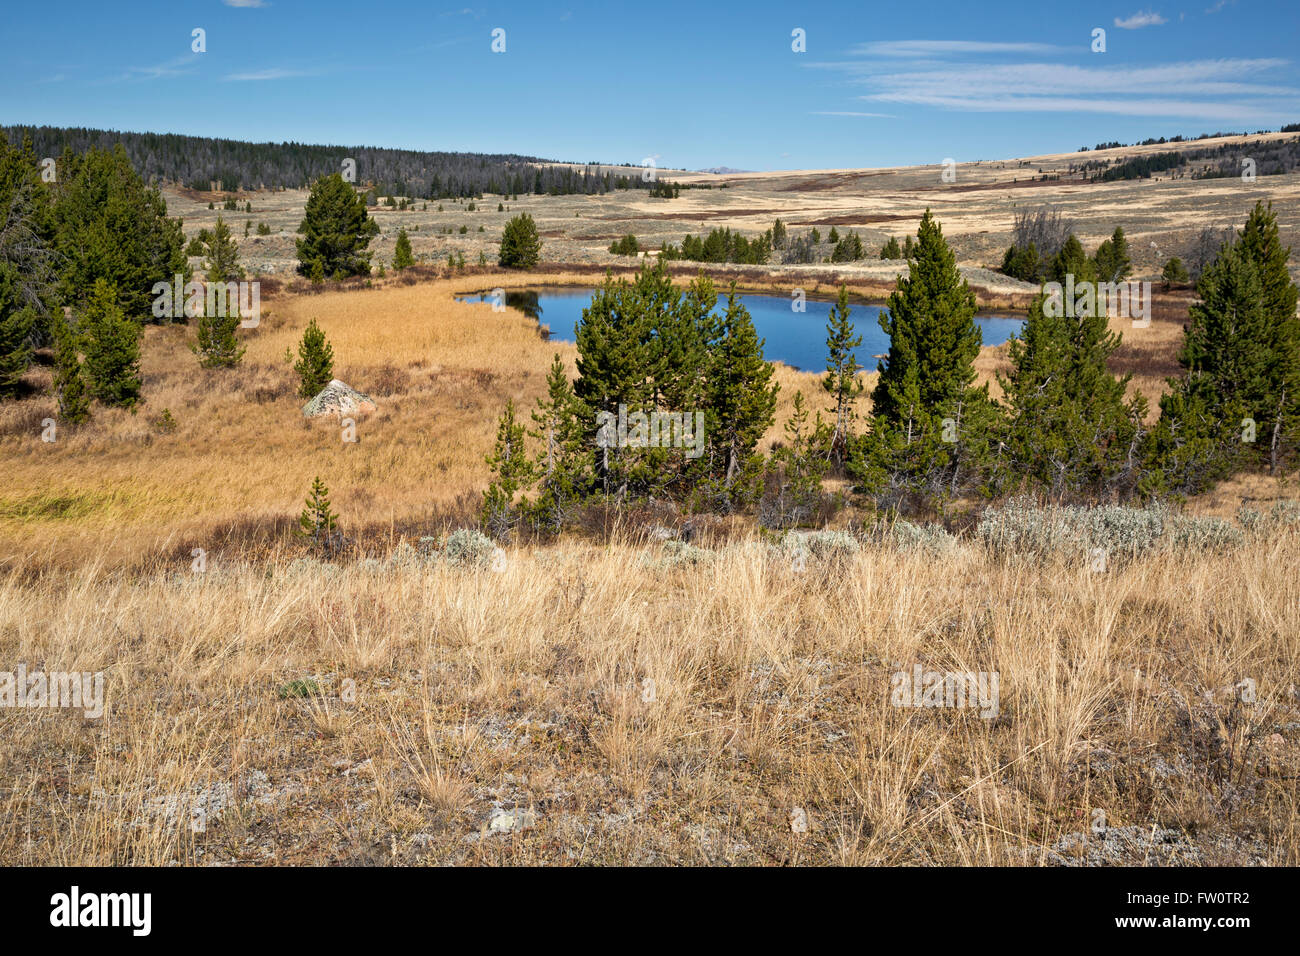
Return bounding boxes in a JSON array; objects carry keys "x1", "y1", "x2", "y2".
[{"x1": 697, "y1": 166, "x2": 750, "y2": 174}]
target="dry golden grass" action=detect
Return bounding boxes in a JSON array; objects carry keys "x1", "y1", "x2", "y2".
[{"x1": 2, "y1": 528, "x2": 1297, "y2": 865}]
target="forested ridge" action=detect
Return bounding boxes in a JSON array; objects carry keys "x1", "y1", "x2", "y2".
[{"x1": 1, "y1": 125, "x2": 661, "y2": 198}]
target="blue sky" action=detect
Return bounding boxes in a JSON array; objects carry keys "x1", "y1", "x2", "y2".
[{"x1": 2, "y1": 0, "x2": 1297, "y2": 170}]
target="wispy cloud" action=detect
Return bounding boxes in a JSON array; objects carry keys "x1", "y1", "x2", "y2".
[
  {"x1": 223, "y1": 68, "x2": 313, "y2": 82},
  {"x1": 817, "y1": 41, "x2": 1298, "y2": 124},
  {"x1": 223, "y1": 0, "x2": 268, "y2": 8},
  {"x1": 110, "y1": 55, "x2": 199, "y2": 83},
  {"x1": 852, "y1": 40, "x2": 1069, "y2": 57},
  {"x1": 1114, "y1": 10, "x2": 1168, "y2": 29},
  {"x1": 812, "y1": 110, "x2": 896, "y2": 118}
]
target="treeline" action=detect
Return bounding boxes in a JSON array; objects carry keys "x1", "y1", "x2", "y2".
[
  {"x1": 483, "y1": 203, "x2": 1300, "y2": 533},
  {"x1": 1081, "y1": 125, "x2": 1296, "y2": 150},
  {"x1": 1082, "y1": 137, "x2": 1300, "y2": 183},
  {"x1": 653, "y1": 219, "x2": 908, "y2": 267},
  {"x1": 1, "y1": 125, "x2": 674, "y2": 199}
]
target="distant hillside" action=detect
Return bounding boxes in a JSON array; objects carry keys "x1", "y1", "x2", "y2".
[{"x1": 0, "y1": 125, "x2": 663, "y2": 199}]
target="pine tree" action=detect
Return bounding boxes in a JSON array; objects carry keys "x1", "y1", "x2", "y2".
[
  {"x1": 880, "y1": 236, "x2": 902, "y2": 260},
  {"x1": 498, "y1": 213, "x2": 542, "y2": 268},
  {"x1": 1235, "y1": 200, "x2": 1300, "y2": 471},
  {"x1": 51, "y1": 144, "x2": 187, "y2": 322},
  {"x1": 51, "y1": 312, "x2": 89, "y2": 424},
  {"x1": 80, "y1": 279, "x2": 141, "y2": 408},
  {"x1": 294, "y1": 319, "x2": 334, "y2": 398},
  {"x1": 856, "y1": 209, "x2": 1000, "y2": 504},
  {"x1": 702, "y1": 286, "x2": 779, "y2": 507},
  {"x1": 192, "y1": 303, "x2": 245, "y2": 368},
  {"x1": 1161, "y1": 257, "x2": 1189, "y2": 290},
  {"x1": 526, "y1": 355, "x2": 591, "y2": 530},
  {"x1": 298, "y1": 476, "x2": 341, "y2": 555},
  {"x1": 393, "y1": 227, "x2": 415, "y2": 270},
  {"x1": 203, "y1": 215, "x2": 244, "y2": 283},
  {"x1": 1048, "y1": 234, "x2": 1096, "y2": 286},
  {"x1": 1092, "y1": 226, "x2": 1132, "y2": 283},
  {"x1": 762, "y1": 390, "x2": 829, "y2": 529},
  {"x1": 481, "y1": 399, "x2": 535, "y2": 538},
  {"x1": 295, "y1": 173, "x2": 379, "y2": 277},
  {"x1": 0, "y1": 263, "x2": 35, "y2": 397},
  {"x1": 821, "y1": 285, "x2": 863, "y2": 464},
  {"x1": 999, "y1": 291, "x2": 1145, "y2": 497},
  {"x1": 1143, "y1": 240, "x2": 1270, "y2": 496}
]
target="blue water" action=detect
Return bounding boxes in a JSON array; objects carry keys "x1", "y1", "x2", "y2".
[{"x1": 456, "y1": 287, "x2": 1024, "y2": 372}]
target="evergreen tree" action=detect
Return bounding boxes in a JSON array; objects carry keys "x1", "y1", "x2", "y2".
[
  {"x1": 203, "y1": 216, "x2": 243, "y2": 283},
  {"x1": 51, "y1": 312, "x2": 89, "y2": 424},
  {"x1": 481, "y1": 399, "x2": 535, "y2": 538},
  {"x1": 1161, "y1": 257, "x2": 1189, "y2": 290},
  {"x1": 1235, "y1": 200, "x2": 1300, "y2": 471},
  {"x1": 821, "y1": 285, "x2": 863, "y2": 464},
  {"x1": 999, "y1": 291, "x2": 1145, "y2": 497},
  {"x1": 880, "y1": 236, "x2": 902, "y2": 260},
  {"x1": 0, "y1": 263, "x2": 35, "y2": 396},
  {"x1": 294, "y1": 318, "x2": 334, "y2": 398},
  {"x1": 526, "y1": 355, "x2": 591, "y2": 530},
  {"x1": 298, "y1": 476, "x2": 341, "y2": 555},
  {"x1": 762, "y1": 390, "x2": 829, "y2": 529},
  {"x1": 499, "y1": 213, "x2": 541, "y2": 268},
  {"x1": 1047, "y1": 234, "x2": 1096, "y2": 286},
  {"x1": 1092, "y1": 226, "x2": 1132, "y2": 283},
  {"x1": 51, "y1": 144, "x2": 187, "y2": 322},
  {"x1": 855, "y1": 210, "x2": 1000, "y2": 504},
  {"x1": 192, "y1": 302, "x2": 245, "y2": 368},
  {"x1": 295, "y1": 173, "x2": 378, "y2": 277},
  {"x1": 701, "y1": 286, "x2": 778, "y2": 507},
  {"x1": 393, "y1": 227, "x2": 415, "y2": 270},
  {"x1": 1143, "y1": 240, "x2": 1271, "y2": 496},
  {"x1": 80, "y1": 279, "x2": 141, "y2": 408}
]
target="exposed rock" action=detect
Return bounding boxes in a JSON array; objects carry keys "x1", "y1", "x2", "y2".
[{"x1": 302, "y1": 379, "x2": 377, "y2": 418}]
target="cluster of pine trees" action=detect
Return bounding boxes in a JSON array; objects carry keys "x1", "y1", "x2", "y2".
[
  {"x1": 481, "y1": 262, "x2": 778, "y2": 534},
  {"x1": 0, "y1": 134, "x2": 191, "y2": 419},
  {"x1": 484, "y1": 203, "x2": 1300, "y2": 533},
  {"x1": 1001, "y1": 219, "x2": 1133, "y2": 286}
]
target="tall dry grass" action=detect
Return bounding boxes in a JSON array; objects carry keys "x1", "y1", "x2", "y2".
[{"x1": 1, "y1": 527, "x2": 1296, "y2": 865}]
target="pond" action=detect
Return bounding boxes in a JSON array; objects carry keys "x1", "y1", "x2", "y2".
[{"x1": 456, "y1": 287, "x2": 1024, "y2": 372}]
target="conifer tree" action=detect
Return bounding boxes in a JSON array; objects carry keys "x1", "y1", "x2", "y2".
[
  {"x1": 1047, "y1": 234, "x2": 1096, "y2": 286},
  {"x1": 498, "y1": 213, "x2": 541, "y2": 268},
  {"x1": 763, "y1": 390, "x2": 830, "y2": 528},
  {"x1": 0, "y1": 263, "x2": 35, "y2": 397},
  {"x1": 203, "y1": 215, "x2": 244, "y2": 283},
  {"x1": 393, "y1": 227, "x2": 415, "y2": 270},
  {"x1": 294, "y1": 319, "x2": 334, "y2": 398},
  {"x1": 1161, "y1": 257, "x2": 1189, "y2": 290},
  {"x1": 821, "y1": 285, "x2": 863, "y2": 464},
  {"x1": 192, "y1": 303, "x2": 245, "y2": 368},
  {"x1": 481, "y1": 399, "x2": 535, "y2": 537},
  {"x1": 1092, "y1": 226, "x2": 1132, "y2": 283},
  {"x1": 51, "y1": 313, "x2": 89, "y2": 424},
  {"x1": 298, "y1": 476, "x2": 341, "y2": 555},
  {"x1": 1143, "y1": 240, "x2": 1270, "y2": 495},
  {"x1": 856, "y1": 210, "x2": 1000, "y2": 503},
  {"x1": 702, "y1": 286, "x2": 778, "y2": 506},
  {"x1": 80, "y1": 279, "x2": 141, "y2": 408},
  {"x1": 1235, "y1": 200, "x2": 1300, "y2": 471},
  {"x1": 880, "y1": 236, "x2": 902, "y2": 260},
  {"x1": 999, "y1": 291, "x2": 1145, "y2": 497},
  {"x1": 295, "y1": 173, "x2": 378, "y2": 277},
  {"x1": 526, "y1": 355, "x2": 591, "y2": 530}
]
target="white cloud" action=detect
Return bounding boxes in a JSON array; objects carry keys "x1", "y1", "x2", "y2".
[
  {"x1": 852, "y1": 40, "x2": 1068, "y2": 57},
  {"x1": 223, "y1": 1, "x2": 268, "y2": 8},
  {"x1": 812, "y1": 110, "x2": 896, "y2": 118},
  {"x1": 223, "y1": 68, "x2": 311, "y2": 81},
  {"x1": 1114, "y1": 10, "x2": 1168, "y2": 28}
]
